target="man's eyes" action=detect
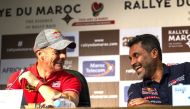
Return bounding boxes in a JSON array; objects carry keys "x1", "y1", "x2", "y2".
[
  {"x1": 54, "y1": 50, "x2": 66, "y2": 54},
  {"x1": 134, "y1": 53, "x2": 139, "y2": 58},
  {"x1": 54, "y1": 50, "x2": 61, "y2": 54}
]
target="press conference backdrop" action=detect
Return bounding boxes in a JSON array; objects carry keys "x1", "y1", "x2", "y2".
[{"x1": 0, "y1": 0, "x2": 190, "y2": 107}]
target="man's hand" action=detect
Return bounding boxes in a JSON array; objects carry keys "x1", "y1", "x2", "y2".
[
  {"x1": 18, "y1": 71, "x2": 40, "y2": 87},
  {"x1": 128, "y1": 98, "x2": 151, "y2": 107},
  {"x1": 40, "y1": 99, "x2": 54, "y2": 108},
  {"x1": 38, "y1": 86, "x2": 79, "y2": 106},
  {"x1": 18, "y1": 71, "x2": 79, "y2": 106}
]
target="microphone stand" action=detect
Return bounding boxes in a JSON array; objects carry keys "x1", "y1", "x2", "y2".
[{"x1": 7, "y1": 68, "x2": 25, "y2": 90}]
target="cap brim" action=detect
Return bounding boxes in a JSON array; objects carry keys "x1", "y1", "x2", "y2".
[{"x1": 49, "y1": 39, "x2": 76, "y2": 50}]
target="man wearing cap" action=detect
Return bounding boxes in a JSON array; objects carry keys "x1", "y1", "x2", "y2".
[{"x1": 6, "y1": 29, "x2": 81, "y2": 107}]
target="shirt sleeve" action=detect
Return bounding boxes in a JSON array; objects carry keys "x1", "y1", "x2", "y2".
[
  {"x1": 6, "y1": 71, "x2": 21, "y2": 89},
  {"x1": 61, "y1": 74, "x2": 81, "y2": 95},
  {"x1": 127, "y1": 83, "x2": 142, "y2": 102},
  {"x1": 184, "y1": 62, "x2": 190, "y2": 83}
]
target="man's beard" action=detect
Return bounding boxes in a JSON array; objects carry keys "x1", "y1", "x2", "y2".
[
  {"x1": 137, "y1": 71, "x2": 145, "y2": 79},
  {"x1": 138, "y1": 61, "x2": 156, "y2": 80}
]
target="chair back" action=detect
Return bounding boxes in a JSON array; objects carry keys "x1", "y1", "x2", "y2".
[{"x1": 65, "y1": 69, "x2": 91, "y2": 107}]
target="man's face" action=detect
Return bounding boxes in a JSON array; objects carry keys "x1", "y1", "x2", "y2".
[
  {"x1": 129, "y1": 42, "x2": 156, "y2": 80},
  {"x1": 41, "y1": 48, "x2": 67, "y2": 72}
]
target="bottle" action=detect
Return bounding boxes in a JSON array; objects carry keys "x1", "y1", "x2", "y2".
[{"x1": 54, "y1": 98, "x2": 76, "y2": 108}]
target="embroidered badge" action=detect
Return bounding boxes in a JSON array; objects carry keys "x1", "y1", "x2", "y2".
[
  {"x1": 168, "y1": 75, "x2": 185, "y2": 87},
  {"x1": 142, "y1": 87, "x2": 158, "y2": 95},
  {"x1": 52, "y1": 81, "x2": 61, "y2": 88},
  {"x1": 25, "y1": 83, "x2": 36, "y2": 92}
]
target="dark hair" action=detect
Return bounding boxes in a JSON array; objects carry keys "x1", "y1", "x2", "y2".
[{"x1": 127, "y1": 34, "x2": 162, "y2": 60}]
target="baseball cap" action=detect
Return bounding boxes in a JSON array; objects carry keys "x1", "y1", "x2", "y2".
[{"x1": 33, "y1": 29, "x2": 76, "y2": 52}]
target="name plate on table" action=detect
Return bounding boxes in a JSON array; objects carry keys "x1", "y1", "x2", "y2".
[
  {"x1": 172, "y1": 85, "x2": 190, "y2": 106},
  {"x1": 0, "y1": 89, "x2": 23, "y2": 108}
]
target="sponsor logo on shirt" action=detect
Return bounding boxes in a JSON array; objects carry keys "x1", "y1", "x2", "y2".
[
  {"x1": 168, "y1": 75, "x2": 185, "y2": 87},
  {"x1": 142, "y1": 88, "x2": 161, "y2": 104},
  {"x1": 150, "y1": 100, "x2": 162, "y2": 104},
  {"x1": 144, "y1": 96, "x2": 160, "y2": 100},
  {"x1": 144, "y1": 96, "x2": 162, "y2": 104},
  {"x1": 52, "y1": 81, "x2": 61, "y2": 88},
  {"x1": 26, "y1": 83, "x2": 36, "y2": 92},
  {"x1": 142, "y1": 87, "x2": 158, "y2": 95}
]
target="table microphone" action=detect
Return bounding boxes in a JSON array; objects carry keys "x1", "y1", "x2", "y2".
[{"x1": 7, "y1": 68, "x2": 26, "y2": 90}]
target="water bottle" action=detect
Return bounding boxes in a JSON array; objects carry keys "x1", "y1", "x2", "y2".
[{"x1": 54, "y1": 98, "x2": 76, "y2": 108}]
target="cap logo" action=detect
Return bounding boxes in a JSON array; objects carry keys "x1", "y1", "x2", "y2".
[{"x1": 52, "y1": 30, "x2": 62, "y2": 39}]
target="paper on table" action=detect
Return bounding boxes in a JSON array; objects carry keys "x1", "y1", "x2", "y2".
[
  {"x1": 172, "y1": 84, "x2": 190, "y2": 106},
  {"x1": 0, "y1": 89, "x2": 23, "y2": 109}
]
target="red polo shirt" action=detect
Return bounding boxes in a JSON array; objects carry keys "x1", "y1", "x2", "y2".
[{"x1": 6, "y1": 63, "x2": 81, "y2": 103}]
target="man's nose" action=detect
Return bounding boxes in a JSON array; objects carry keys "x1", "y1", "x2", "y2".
[
  {"x1": 59, "y1": 53, "x2": 66, "y2": 59},
  {"x1": 130, "y1": 58, "x2": 136, "y2": 67}
]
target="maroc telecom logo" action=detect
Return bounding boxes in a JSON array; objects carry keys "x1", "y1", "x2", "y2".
[
  {"x1": 91, "y1": 2, "x2": 104, "y2": 17},
  {"x1": 83, "y1": 60, "x2": 115, "y2": 77}
]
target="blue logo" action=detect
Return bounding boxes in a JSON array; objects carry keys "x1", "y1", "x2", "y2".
[
  {"x1": 83, "y1": 60, "x2": 115, "y2": 77},
  {"x1": 175, "y1": 87, "x2": 186, "y2": 93},
  {"x1": 65, "y1": 36, "x2": 75, "y2": 52},
  {"x1": 124, "y1": 86, "x2": 129, "y2": 102}
]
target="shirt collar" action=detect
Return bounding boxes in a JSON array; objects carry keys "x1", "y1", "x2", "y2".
[
  {"x1": 162, "y1": 63, "x2": 170, "y2": 75},
  {"x1": 28, "y1": 62, "x2": 41, "y2": 78},
  {"x1": 143, "y1": 63, "x2": 170, "y2": 86}
]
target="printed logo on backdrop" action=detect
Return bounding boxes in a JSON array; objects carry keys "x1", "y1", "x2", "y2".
[
  {"x1": 63, "y1": 57, "x2": 78, "y2": 71},
  {"x1": 162, "y1": 26, "x2": 190, "y2": 52},
  {"x1": 64, "y1": 36, "x2": 75, "y2": 52},
  {"x1": 1, "y1": 61, "x2": 34, "y2": 73},
  {"x1": 124, "y1": 0, "x2": 190, "y2": 10},
  {"x1": 122, "y1": 35, "x2": 159, "y2": 47},
  {"x1": 61, "y1": 4, "x2": 81, "y2": 24},
  {"x1": 88, "y1": 82, "x2": 119, "y2": 107},
  {"x1": 0, "y1": 59, "x2": 36, "y2": 84},
  {"x1": 91, "y1": 2, "x2": 104, "y2": 17},
  {"x1": 122, "y1": 36, "x2": 134, "y2": 47},
  {"x1": 72, "y1": 2, "x2": 115, "y2": 26},
  {"x1": 83, "y1": 60, "x2": 115, "y2": 77},
  {"x1": 79, "y1": 30, "x2": 119, "y2": 56},
  {"x1": 120, "y1": 55, "x2": 140, "y2": 80},
  {"x1": 124, "y1": 86, "x2": 130, "y2": 102},
  {"x1": 1, "y1": 34, "x2": 36, "y2": 59},
  {"x1": 0, "y1": 3, "x2": 81, "y2": 30}
]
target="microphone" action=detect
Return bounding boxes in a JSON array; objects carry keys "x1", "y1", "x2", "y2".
[{"x1": 7, "y1": 68, "x2": 26, "y2": 90}]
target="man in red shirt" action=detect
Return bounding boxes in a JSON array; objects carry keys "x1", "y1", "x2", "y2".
[{"x1": 6, "y1": 29, "x2": 81, "y2": 107}]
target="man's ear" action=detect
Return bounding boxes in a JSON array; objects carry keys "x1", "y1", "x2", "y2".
[
  {"x1": 36, "y1": 50, "x2": 44, "y2": 61},
  {"x1": 151, "y1": 48, "x2": 158, "y2": 59},
  {"x1": 36, "y1": 50, "x2": 41, "y2": 56}
]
